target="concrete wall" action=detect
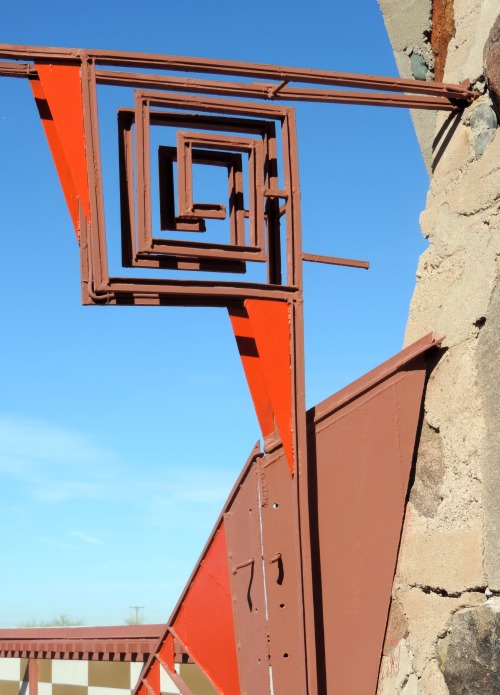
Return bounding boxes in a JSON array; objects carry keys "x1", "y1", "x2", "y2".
[{"x1": 377, "y1": 1, "x2": 500, "y2": 694}]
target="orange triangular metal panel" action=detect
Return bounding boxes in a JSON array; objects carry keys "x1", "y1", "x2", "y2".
[
  {"x1": 31, "y1": 77, "x2": 81, "y2": 235},
  {"x1": 34, "y1": 63, "x2": 90, "y2": 234},
  {"x1": 245, "y1": 299, "x2": 294, "y2": 474},
  {"x1": 158, "y1": 633, "x2": 175, "y2": 673},
  {"x1": 172, "y1": 522, "x2": 240, "y2": 695},
  {"x1": 144, "y1": 659, "x2": 160, "y2": 693},
  {"x1": 228, "y1": 305, "x2": 275, "y2": 437},
  {"x1": 314, "y1": 356, "x2": 427, "y2": 694}
]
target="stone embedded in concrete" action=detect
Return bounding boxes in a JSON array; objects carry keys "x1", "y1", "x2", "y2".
[
  {"x1": 398, "y1": 587, "x2": 485, "y2": 676},
  {"x1": 473, "y1": 128, "x2": 496, "y2": 157},
  {"x1": 378, "y1": 2, "x2": 500, "y2": 693},
  {"x1": 410, "y1": 51, "x2": 431, "y2": 80},
  {"x1": 470, "y1": 102, "x2": 498, "y2": 130},
  {"x1": 437, "y1": 605, "x2": 500, "y2": 694},
  {"x1": 377, "y1": 0, "x2": 435, "y2": 172},
  {"x1": 484, "y1": 13, "x2": 500, "y2": 116},
  {"x1": 409, "y1": 420, "x2": 445, "y2": 518},
  {"x1": 469, "y1": 101, "x2": 498, "y2": 157}
]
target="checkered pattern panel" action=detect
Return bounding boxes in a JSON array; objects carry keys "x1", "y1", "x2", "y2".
[{"x1": 0, "y1": 658, "x2": 217, "y2": 694}]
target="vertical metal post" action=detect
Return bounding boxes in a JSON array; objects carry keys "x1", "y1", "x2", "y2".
[{"x1": 28, "y1": 657, "x2": 38, "y2": 695}]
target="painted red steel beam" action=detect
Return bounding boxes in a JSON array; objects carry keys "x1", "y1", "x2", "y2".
[
  {"x1": 302, "y1": 252, "x2": 369, "y2": 270},
  {"x1": 93, "y1": 71, "x2": 463, "y2": 111},
  {"x1": 0, "y1": 44, "x2": 477, "y2": 102},
  {"x1": 0, "y1": 61, "x2": 465, "y2": 111},
  {"x1": 0, "y1": 625, "x2": 194, "y2": 663}
]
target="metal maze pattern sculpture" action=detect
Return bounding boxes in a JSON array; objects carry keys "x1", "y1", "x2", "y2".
[{"x1": 0, "y1": 45, "x2": 474, "y2": 695}]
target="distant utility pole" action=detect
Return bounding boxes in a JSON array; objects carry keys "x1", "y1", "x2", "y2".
[{"x1": 129, "y1": 606, "x2": 144, "y2": 624}]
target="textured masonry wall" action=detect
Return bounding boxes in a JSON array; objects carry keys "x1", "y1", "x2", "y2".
[{"x1": 377, "y1": 1, "x2": 500, "y2": 694}]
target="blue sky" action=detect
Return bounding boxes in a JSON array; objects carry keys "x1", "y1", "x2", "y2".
[{"x1": 0, "y1": 0, "x2": 428, "y2": 626}]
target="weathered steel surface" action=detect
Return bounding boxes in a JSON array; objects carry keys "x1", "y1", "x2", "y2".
[
  {"x1": 136, "y1": 446, "x2": 262, "y2": 695},
  {"x1": 309, "y1": 333, "x2": 441, "y2": 695},
  {"x1": 30, "y1": 64, "x2": 90, "y2": 235},
  {"x1": 259, "y1": 450, "x2": 308, "y2": 694},
  {"x1": 225, "y1": 463, "x2": 270, "y2": 694},
  {"x1": 0, "y1": 624, "x2": 165, "y2": 661},
  {"x1": 0, "y1": 44, "x2": 478, "y2": 104},
  {"x1": 171, "y1": 524, "x2": 239, "y2": 694},
  {"x1": 228, "y1": 305, "x2": 276, "y2": 437},
  {"x1": 230, "y1": 300, "x2": 294, "y2": 474}
]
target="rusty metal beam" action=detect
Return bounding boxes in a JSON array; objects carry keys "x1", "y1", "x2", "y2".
[
  {"x1": 91, "y1": 71, "x2": 464, "y2": 111},
  {"x1": 302, "y1": 252, "x2": 370, "y2": 270},
  {"x1": 0, "y1": 625, "x2": 165, "y2": 662},
  {"x1": 28, "y1": 659, "x2": 38, "y2": 695},
  {"x1": 0, "y1": 44, "x2": 477, "y2": 103}
]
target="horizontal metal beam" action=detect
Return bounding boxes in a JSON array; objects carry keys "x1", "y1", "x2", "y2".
[
  {"x1": 0, "y1": 624, "x2": 193, "y2": 663},
  {"x1": 302, "y1": 253, "x2": 370, "y2": 270},
  {"x1": 95, "y1": 70, "x2": 463, "y2": 110},
  {"x1": 0, "y1": 45, "x2": 477, "y2": 110}
]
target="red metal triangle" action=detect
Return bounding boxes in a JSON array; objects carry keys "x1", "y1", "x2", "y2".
[
  {"x1": 228, "y1": 305, "x2": 275, "y2": 437},
  {"x1": 144, "y1": 659, "x2": 160, "y2": 693},
  {"x1": 157, "y1": 632, "x2": 175, "y2": 673},
  {"x1": 172, "y1": 522, "x2": 240, "y2": 695},
  {"x1": 245, "y1": 299, "x2": 294, "y2": 474},
  {"x1": 32, "y1": 63, "x2": 90, "y2": 236}
]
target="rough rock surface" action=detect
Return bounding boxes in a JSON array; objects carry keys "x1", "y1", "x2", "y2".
[
  {"x1": 437, "y1": 605, "x2": 500, "y2": 694},
  {"x1": 484, "y1": 13, "x2": 500, "y2": 115}
]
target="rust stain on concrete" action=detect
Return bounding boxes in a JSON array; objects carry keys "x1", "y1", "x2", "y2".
[{"x1": 431, "y1": 0, "x2": 456, "y2": 82}]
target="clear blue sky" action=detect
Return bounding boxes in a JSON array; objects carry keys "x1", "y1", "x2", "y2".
[{"x1": 0, "y1": 0, "x2": 428, "y2": 626}]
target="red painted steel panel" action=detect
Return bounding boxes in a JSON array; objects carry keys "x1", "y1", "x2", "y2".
[
  {"x1": 29, "y1": 659, "x2": 38, "y2": 695},
  {"x1": 259, "y1": 451, "x2": 308, "y2": 693},
  {"x1": 30, "y1": 77, "x2": 83, "y2": 235},
  {"x1": 314, "y1": 356, "x2": 427, "y2": 695},
  {"x1": 34, "y1": 63, "x2": 90, "y2": 230},
  {"x1": 158, "y1": 633, "x2": 175, "y2": 673},
  {"x1": 173, "y1": 523, "x2": 240, "y2": 695},
  {"x1": 145, "y1": 659, "x2": 160, "y2": 693},
  {"x1": 245, "y1": 299, "x2": 294, "y2": 474},
  {"x1": 228, "y1": 305, "x2": 275, "y2": 437},
  {"x1": 225, "y1": 463, "x2": 271, "y2": 694}
]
